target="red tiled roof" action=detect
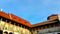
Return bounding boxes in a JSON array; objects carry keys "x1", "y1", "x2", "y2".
[
  {"x1": 0, "y1": 11, "x2": 31, "y2": 27},
  {"x1": 31, "y1": 18, "x2": 57, "y2": 27},
  {"x1": 0, "y1": 11, "x2": 58, "y2": 27}
]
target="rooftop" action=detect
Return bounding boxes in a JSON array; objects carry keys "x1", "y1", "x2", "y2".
[{"x1": 0, "y1": 11, "x2": 59, "y2": 27}]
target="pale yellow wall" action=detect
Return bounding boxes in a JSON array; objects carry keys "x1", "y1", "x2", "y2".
[
  {"x1": 58, "y1": 14, "x2": 60, "y2": 20},
  {"x1": 0, "y1": 20, "x2": 31, "y2": 34}
]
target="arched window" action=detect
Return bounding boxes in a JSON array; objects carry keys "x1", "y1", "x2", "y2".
[
  {"x1": 4, "y1": 31, "x2": 8, "y2": 34},
  {"x1": 0, "y1": 30, "x2": 3, "y2": 34},
  {"x1": 9, "y1": 32, "x2": 13, "y2": 34},
  {"x1": 37, "y1": 31, "x2": 40, "y2": 34}
]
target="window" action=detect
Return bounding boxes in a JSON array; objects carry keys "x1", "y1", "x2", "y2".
[
  {"x1": 0, "y1": 21, "x2": 5, "y2": 30},
  {"x1": 51, "y1": 25, "x2": 53, "y2": 27},
  {"x1": 9, "y1": 24, "x2": 13, "y2": 31},
  {"x1": 37, "y1": 31, "x2": 40, "y2": 34}
]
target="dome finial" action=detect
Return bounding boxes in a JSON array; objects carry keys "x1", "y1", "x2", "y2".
[{"x1": 8, "y1": 11, "x2": 12, "y2": 19}]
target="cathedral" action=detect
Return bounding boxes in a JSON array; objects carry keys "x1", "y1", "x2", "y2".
[{"x1": 0, "y1": 10, "x2": 60, "y2": 34}]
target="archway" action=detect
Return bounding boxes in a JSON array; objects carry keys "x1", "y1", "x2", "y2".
[
  {"x1": 4, "y1": 31, "x2": 8, "y2": 34},
  {"x1": 9, "y1": 32, "x2": 13, "y2": 34}
]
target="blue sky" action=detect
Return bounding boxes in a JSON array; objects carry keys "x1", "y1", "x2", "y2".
[{"x1": 0, "y1": 0, "x2": 60, "y2": 24}]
